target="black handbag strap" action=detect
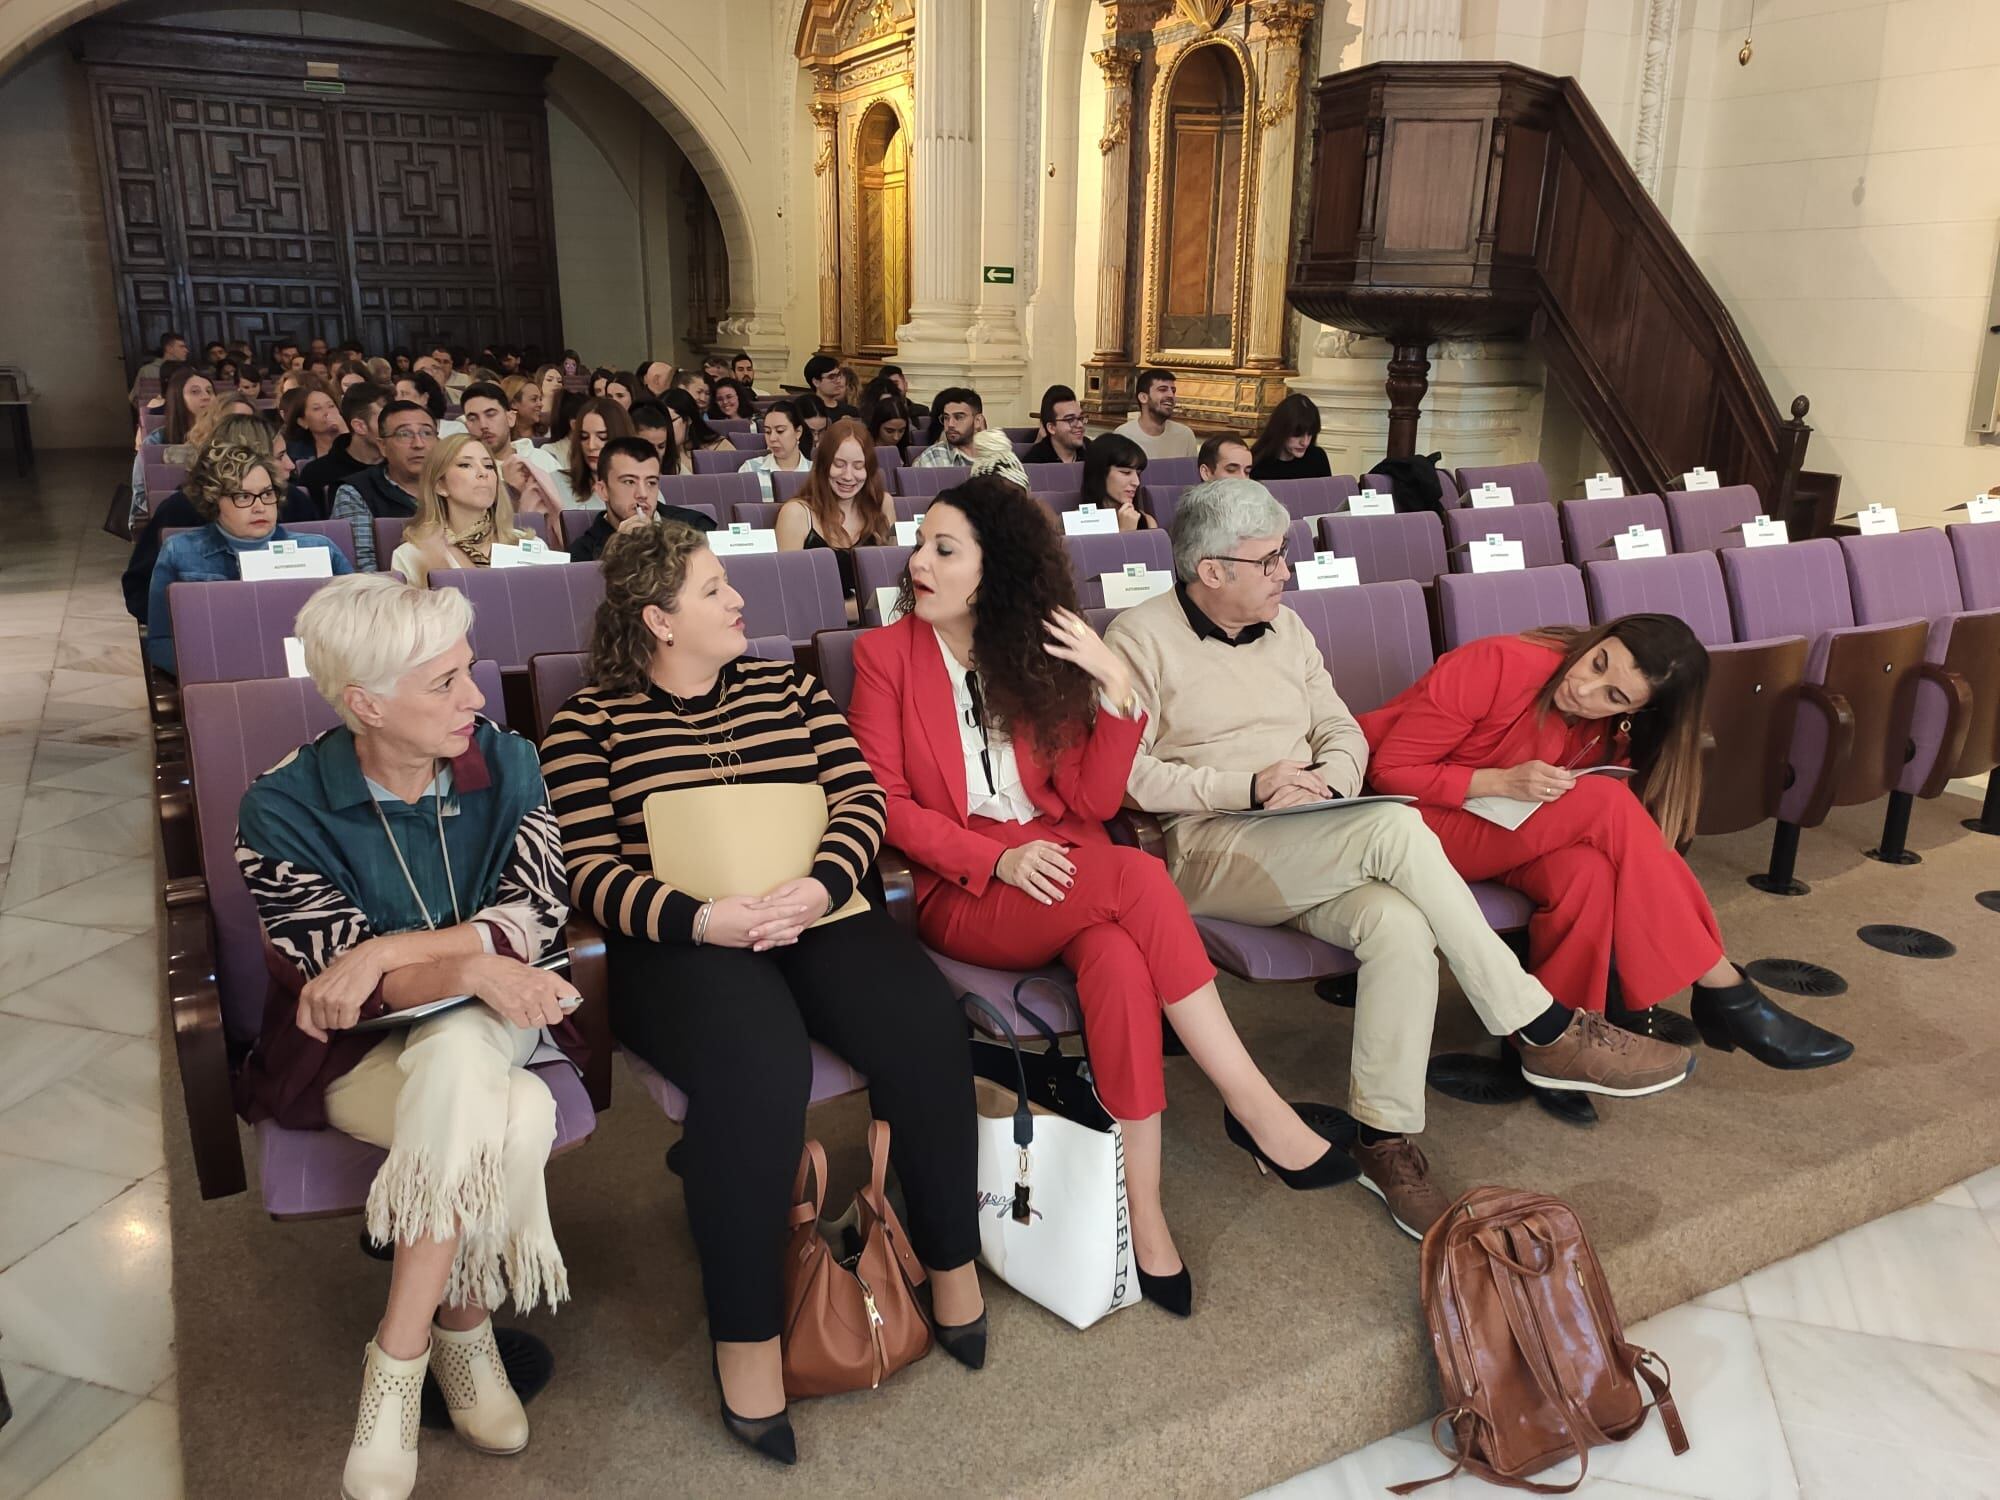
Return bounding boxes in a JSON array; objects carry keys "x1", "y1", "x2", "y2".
[
  {"x1": 1008, "y1": 976, "x2": 1071, "y2": 1056},
  {"x1": 964, "y1": 995, "x2": 1034, "y2": 1149}
]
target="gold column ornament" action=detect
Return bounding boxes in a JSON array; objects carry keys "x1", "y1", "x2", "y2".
[
  {"x1": 811, "y1": 86, "x2": 842, "y2": 354},
  {"x1": 1092, "y1": 44, "x2": 1141, "y2": 359},
  {"x1": 1245, "y1": 0, "x2": 1313, "y2": 365}
]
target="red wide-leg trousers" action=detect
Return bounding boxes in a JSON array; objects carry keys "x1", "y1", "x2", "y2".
[
  {"x1": 1420, "y1": 776, "x2": 1724, "y2": 1012},
  {"x1": 918, "y1": 838, "x2": 1215, "y2": 1120}
]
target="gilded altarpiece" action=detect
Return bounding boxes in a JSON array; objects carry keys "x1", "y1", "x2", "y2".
[
  {"x1": 796, "y1": 0, "x2": 917, "y2": 359},
  {"x1": 1083, "y1": 0, "x2": 1317, "y2": 433}
]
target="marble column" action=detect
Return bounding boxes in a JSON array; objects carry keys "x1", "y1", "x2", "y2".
[
  {"x1": 1246, "y1": 1, "x2": 1313, "y2": 367},
  {"x1": 810, "y1": 85, "x2": 842, "y2": 356},
  {"x1": 1361, "y1": 0, "x2": 1461, "y2": 63},
  {"x1": 1090, "y1": 44, "x2": 1140, "y2": 362},
  {"x1": 894, "y1": 0, "x2": 980, "y2": 393}
]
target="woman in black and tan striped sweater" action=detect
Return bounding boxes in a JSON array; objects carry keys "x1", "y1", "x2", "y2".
[{"x1": 539, "y1": 520, "x2": 983, "y2": 1466}]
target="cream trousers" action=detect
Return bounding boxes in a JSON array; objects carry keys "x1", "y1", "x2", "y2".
[
  {"x1": 1164, "y1": 801, "x2": 1551, "y2": 1135},
  {"x1": 325, "y1": 1001, "x2": 569, "y2": 1314}
]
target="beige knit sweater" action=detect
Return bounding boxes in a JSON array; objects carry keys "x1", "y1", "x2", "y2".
[{"x1": 1103, "y1": 587, "x2": 1369, "y2": 824}]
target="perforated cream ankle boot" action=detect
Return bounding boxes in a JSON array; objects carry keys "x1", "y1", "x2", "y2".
[
  {"x1": 431, "y1": 1316, "x2": 529, "y2": 1455},
  {"x1": 342, "y1": 1337, "x2": 426, "y2": 1500}
]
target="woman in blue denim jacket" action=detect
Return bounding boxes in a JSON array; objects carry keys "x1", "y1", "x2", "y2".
[{"x1": 147, "y1": 441, "x2": 351, "y2": 675}]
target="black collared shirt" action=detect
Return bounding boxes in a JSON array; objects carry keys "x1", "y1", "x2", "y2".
[{"x1": 1174, "y1": 583, "x2": 1275, "y2": 647}]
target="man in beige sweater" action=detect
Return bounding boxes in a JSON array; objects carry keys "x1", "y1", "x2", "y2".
[{"x1": 1104, "y1": 479, "x2": 1691, "y2": 1237}]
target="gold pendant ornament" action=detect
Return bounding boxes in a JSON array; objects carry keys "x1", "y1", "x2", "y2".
[{"x1": 1175, "y1": 0, "x2": 1229, "y2": 30}]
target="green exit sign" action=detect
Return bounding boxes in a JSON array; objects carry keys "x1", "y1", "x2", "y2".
[{"x1": 981, "y1": 265, "x2": 1015, "y2": 285}]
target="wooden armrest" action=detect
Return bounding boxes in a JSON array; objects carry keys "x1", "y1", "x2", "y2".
[
  {"x1": 165, "y1": 898, "x2": 247, "y2": 1200},
  {"x1": 1912, "y1": 663, "x2": 1975, "y2": 799},
  {"x1": 156, "y1": 757, "x2": 200, "y2": 888},
  {"x1": 1107, "y1": 810, "x2": 1167, "y2": 861},
  {"x1": 1794, "y1": 682, "x2": 1856, "y2": 827},
  {"x1": 876, "y1": 846, "x2": 917, "y2": 932},
  {"x1": 563, "y1": 914, "x2": 614, "y2": 1112}
]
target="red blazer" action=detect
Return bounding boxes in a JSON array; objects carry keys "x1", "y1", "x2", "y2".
[
  {"x1": 847, "y1": 614, "x2": 1146, "y2": 903},
  {"x1": 1358, "y1": 635, "x2": 1624, "y2": 808}
]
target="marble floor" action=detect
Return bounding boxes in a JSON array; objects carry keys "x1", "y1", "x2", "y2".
[{"x1": 0, "y1": 459, "x2": 1995, "y2": 1499}]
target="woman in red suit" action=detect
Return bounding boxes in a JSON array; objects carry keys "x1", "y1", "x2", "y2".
[
  {"x1": 1358, "y1": 616, "x2": 1851, "y2": 1070},
  {"x1": 847, "y1": 476, "x2": 1350, "y2": 1316}
]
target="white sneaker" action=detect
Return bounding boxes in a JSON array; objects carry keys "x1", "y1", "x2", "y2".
[
  {"x1": 342, "y1": 1338, "x2": 426, "y2": 1500},
  {"x1": 431, "y1": 1316, "x2": 529, "y2": 1455}
]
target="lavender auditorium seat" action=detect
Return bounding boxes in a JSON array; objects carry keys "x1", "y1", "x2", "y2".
[
  {"x1": 1282, "y1": 520, "x2": 1314, "y2": 591},
  {"x1": 375, "y1": 512, "x2": 547, "y2": 568},
  {"x1": 1585, "y1": 551, "x2": 1810, "y2": 836},
  {"x1": 812, "y1": 626, "x2": 1081, "y2": 1037},
  {"x1": 852, "y1": 545, "x2": 912, "y2": 624},
  {"x1": 1146, "y1": 457, "x2": 1201, "y2": 486},
  {"x1": 1025, "y1": 461, "x2": 1083, "y2": 492},
  {"x1": 1065, "y1": 530, "x2": 1174, "y2": 609},
  {"x1": 141, "y1": 409, "x2": 166, "y2": 435},
  {"x1": 1144, "y1": 483, "x2": 1187, "y2": 530},
  {"x1": 527, "y1": 639, "x2": 793, "y2": 741},
  {"x1": 168, "y1": 577, "x2": 338, "y2": 685},
  {"x1": 727, "y1": 432, "x2": 767, "y2": 451},
  {"x1": 772, "y1": 468, "x2": 812, "y2": 502},
  {"x1": 1559, "y1": 493, "x2": 1670, "y2": 565},
  {"x1": 712, "y1": 418, "x2": 754, "y2": 434},
  {"x1": 431, "y1": 562, "x2": 604, "y2": 671},
  {"x1": 1262, "y1": 476, "x2": 1350, "y2": 524},
  {"x1": 175, "y1": 666, "x2": 598, "y2": 1211},
  {"x1": 893, "y1": 494, "x2": 932, "y2": 523},
  {"x1": 1444, "y1": 502, "x2": 1565, "y2": 573},
  {"x1": 875, "y1": 445, "x2": 906, "y2": 472},
  {"x1": 715, "y1": 549, "x2": 847, "y2": 650},
  {"x1": 1035, "y1": 490, "x2": 1082, "y2": 521},
  {"x1": 731, "y1": 500, "x2": 784, "y2": 529},
  {"x1": 1454, "y1": 462, "x2": 1552, "y2": 508},
  {"x1": 558, "y1": 505, "x2": 716, "y2": 549},
  {"x1": 693, "y1": 447, "x2": 757, "y2": 474},
  {"x1": 1665, "y1": 484, "x2": 1763, "y2": 553},
  {"x1": 145, "y1": 460, "x2": 187, "y2": 497},
  {"x1": 1002, "y1": 425, "x2": 1039, "y2": 442},
  {"x1": 1722, "y1": 538, "x2": 1931, "y2": 890},
  {"x1": 1950, "y1": 521, "x2": 2000, "y2": 609},
  {"x1": 894, "y1": 465, "x2": 972, "y2": 499},
  {"x1": 1437, "y1": 563, "x2": 1588, "y2": 650},
  {"x1": 160, "y1": 518, "x2": 359, "y2": 570},
  {"x1": 1840, "y1": 529, "x2": 1998, "y2": 858},
  {"x1": 1317, "y1": 510, "x2": 1449, "y2": 586},
  {"x1": 660, "y1": 470, "x2": 759, "y2": 516}
]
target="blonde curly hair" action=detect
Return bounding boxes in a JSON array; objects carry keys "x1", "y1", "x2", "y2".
[
  {"x1": 587, "y1": 518, "x2": 711, "y2": 695},
  {"x1": 184, "y1": 443, "x2": 278, "y2": 522}
]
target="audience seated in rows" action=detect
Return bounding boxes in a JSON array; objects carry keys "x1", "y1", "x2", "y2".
[
  {"x1": 775, "y1": 417, "x2": 895, "y2": 587},
  {"x1": 741, "y1": 399, "x2": 814, "y2": 500},
  {"x1": 660, "y1": 387, "x2": 732, "y2": 465},
  {"x1": 389, "y1": 433, "x2": 534, "y2": 588},
  {"x1": 1081, "y1": 430, "x2": 1159, "y2": 531},
  {"x1": 1021, "y1": 384, "x2": 1087, "y2": 465},
  {"x1": 460, "y1": 381, "x2": 564, "y2": 515},
  {"x1": 332, "y1": 400, "x2": 435, "y2": 571},
  {"x1": 1114, "y1": 367, "x2": 1199, "y2": 461},
  {"x1": 130, "y1": 363, "x2": 217, "y2": 523},
  {"x1": 914, "y1": 387, "x2": 982, "y2": 468},
  {"x1": 569, "y1": 436, "x2": 717, "y2": 563},
  {"x1": 296, "y1": 382, "x2": 388, "y2": 516},
  {"x1": 1249, "y1": 392, "x2": 1334, "y2": 483}
]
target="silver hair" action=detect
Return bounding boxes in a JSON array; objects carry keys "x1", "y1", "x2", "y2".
[
  {"x1": 1168, "y1": 477, "x2": 1290, "y2": 583},
  {"x1": 292, "y1": 573, "x2": 474, "y2": 731}
]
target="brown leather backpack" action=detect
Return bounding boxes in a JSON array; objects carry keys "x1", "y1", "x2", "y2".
[
  {"x1": 781, "y1": 1121, "x2": 932, "y2": 1399},
  {"x1": 1393, "y1": 1187, "x2": 1689, "y2": 1495}
]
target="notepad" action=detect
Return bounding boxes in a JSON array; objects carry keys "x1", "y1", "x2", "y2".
[
  {"x1": 1463, "y1": 765, "x2": 1637, "y2": 831},
  {"x1": 1233, "y1": 793, "x2": 1416, "y2": 819}
]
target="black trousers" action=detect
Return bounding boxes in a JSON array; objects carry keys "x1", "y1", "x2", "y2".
[{"x1": 607, "y1": 908, "x2": 979, "y2": 1344}]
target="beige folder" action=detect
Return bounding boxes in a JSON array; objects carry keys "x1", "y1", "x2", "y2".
[{"x1": 642, "y1": 782, "x2": 870, "y2": 926}]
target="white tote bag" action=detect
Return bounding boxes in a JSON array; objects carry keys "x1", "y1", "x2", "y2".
[{"x1": 967, "y1": 996, "x2": 1141, "y2": 1330}]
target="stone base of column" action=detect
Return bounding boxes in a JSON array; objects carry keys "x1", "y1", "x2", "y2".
[
  {"x1": 713, "y1": 309, "x2": 792, "y2": 384},
  {"x1": 893, "y1": 304, "x2": 1028, "y2": 413}
]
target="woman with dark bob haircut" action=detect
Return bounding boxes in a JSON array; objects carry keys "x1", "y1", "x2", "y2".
[
  {"x1": 845, "y1": 476, "x2": 1351, "y2": 1321},
  {"x1": 537, "y1": 521, "x2": 985, "y2": 1466},
  {"x1": 1248, "y1": 391, "x2": 1333, "y2": 482},
  {"x1": 1079, "y1": 431, "x2": 1158, "y2": 531}
]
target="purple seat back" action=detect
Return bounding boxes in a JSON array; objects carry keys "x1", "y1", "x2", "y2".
[
  {"x1": 528, "y1": 637, "x2": 792, "y2": 738},
  {"x1": 1719, "y1": 538, "x2": 1856, "y2": 660},
  {"x1": 1665, "y1": 485, "x2": 1763, "y2": 553},
  {"x1": 1444, "y1": 502, "x2": 1565, "y2": 572},
  {"x1": 1144, "y1": 483, "x2": 1187, "y2": 531},
  {"x1": 1950, "y1": 522, "x2": 2000, "y2": 609},
  {"x1": 660, "y1": 470, "x2": 759, "y2": 515},
  {"x1": 145, "y1": 460, "x2": 187, "y2": 496},
  {"x1": 1065, "y1": 530, "x2": 1174, "y2": 609},
  {"x1": 162, "y1": 519, "x2": 360, "y2": 569},
  {"x1": 376, "y1": 512, "x2": 547, "y2": 568},
  {"x1": 1559, "y1": 494, "x2": 1669, "y2": 564},
  {"x1": 712, "y1": 418, "x2": 755, "y2": 434},
  {"x1": 1036, "y1": 490, "x2": 1082, "y2": 520},
  {"x1": 813, "y1": 626, "x2": 873, "y2": 710},
  {"x1": 430, "y1": 562, "x2": 605, "y2": 669},
  {"x1": 772, "y1": 468, "x2": 812, "y2": 502},
  {"x1": 169, "y1": 577, "x2": 340, "y2": 685},
  {"x1": 1839, "y1": 529, "x2": 1966, "y2": 625},
  {"x1": 853, "y1": 546, "x2": 911, "y2": 624},
  {"x1": 727, "y1": 431, "x2": 766, "y2": 451},
  {"x1": 1262, "y1": 476, "x2": 1350, "y2": 523},
  {"x1": 1025, "y1": 461, "x2": 1082, "y2": 492},
  {"x1": 1437, "y1": 563, "x2": 1589, "y2": 650},
  {"x1": 893, "y1": 494, "x2": 932, "y2": 523},
  {"x1": 1582, "y1": 552, "x2": 1736, "y2": 647},
  {"x1": 894, "y1": 464, "x2": 972, "y2": 499},
  {"x1": 184, "y1": 663, "x2": 507, "y2": 1045},
  {"x1": 692, "y1": 447, "x2": 756, "y2": 474},
  {"x1": 1002, "y1": 425, "x2": 1039, "y2": 442},
  {"x1": 1146, "y1": 457, "x2": 1201, "y2": 486},
  {"x1": 1282, "y1": 520, "x2": 1314, "y2": 591},
  {"x1": 1316, "y1": 510, "x2": 1449, "y2": 586},
  {"x1": 721, "y1": 549, "x2": 848, "y2": 647},
  {"x1": 1454, "y1": 462, "x2": 1552, "y2": 508},
  {"x1": 1284, "y1": 580, "x2": 1433, "y2": 713},
  {"x1": 731, "y1": 500, "x2": 784, "y2": 529},
  {"x1": 873, "y1": 445, "x2": 905, "y2": 472}
]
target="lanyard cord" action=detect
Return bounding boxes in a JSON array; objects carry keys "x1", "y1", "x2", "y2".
[{"x1": 371, "y1": 765, "x2": 461, "y2": 931}]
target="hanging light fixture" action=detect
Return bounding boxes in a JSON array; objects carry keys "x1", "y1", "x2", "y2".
[{"x1": 1739, "y1": 0, "x2": 1757, "y2": 64}]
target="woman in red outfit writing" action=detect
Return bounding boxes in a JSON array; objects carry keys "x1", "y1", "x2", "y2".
[
  {"x1": 847, "y1": 476, "x2": 1350, "y2": 1318},
  {"x1": 1359, "y1": 616, "x2": 1850, "y2": 1070}
]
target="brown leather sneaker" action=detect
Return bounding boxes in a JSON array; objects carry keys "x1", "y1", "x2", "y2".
[
  {"x1": 1516, "y1": 1008, "x2": 1694, "y2": 1097},
  {"x1": 1347, "y1": 1135, "x2": 1451, "y2": 1241}
]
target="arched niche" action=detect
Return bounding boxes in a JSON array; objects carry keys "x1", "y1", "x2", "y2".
[
  {"x1": 1153, "y1": 42, "x2": 1248, "y2": 355},
  {"x1": 854, "y1": 101, "x2": 910, "y2": 352}
]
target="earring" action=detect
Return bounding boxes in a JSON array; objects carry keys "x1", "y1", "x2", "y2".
[
  {"x1": 1617, "y1": 717, "x2": 1633, "y2": 736},
  {"x1": 664, "y1": 630, "x2": 675, "y2": 646}
]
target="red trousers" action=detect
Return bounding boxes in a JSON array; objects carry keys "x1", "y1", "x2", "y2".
[
  {"x1": 1420, "y1": 776, "x2": 1723, "y2": 1012},
  {"x1": 918, "y1": 836, "x2": 1215, "y2": 1120}
]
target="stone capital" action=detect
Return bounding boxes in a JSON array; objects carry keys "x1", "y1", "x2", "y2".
[{"x1": 1092, "y1": 44, "x2": 1141, "y2": 89}]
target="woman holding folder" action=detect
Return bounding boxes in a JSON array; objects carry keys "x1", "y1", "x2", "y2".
[
  {"x1": 1359, "y1": 616, "x2": 1851, "y2": 1069},
  {"x1": 538, "y1": 521, "x2": 983, "y2": 1466}
]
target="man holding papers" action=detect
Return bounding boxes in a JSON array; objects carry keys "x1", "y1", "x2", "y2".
[{"x1": 1107, "y1": 481, "x2": 1693, "y2": 1238}]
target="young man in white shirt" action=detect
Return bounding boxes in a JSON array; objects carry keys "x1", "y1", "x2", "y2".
[
  {"x1": 460, "y1": 381, "x2": 563, "y2": 511},
  {"x1": 914, "y1": 387, "x2": 984, "y2": 467},
  {"x1": 1115, "y1": 367, "x2": 1199, "y2": 461}
]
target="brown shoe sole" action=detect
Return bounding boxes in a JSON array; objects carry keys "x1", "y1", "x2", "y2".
[
  {"x1": 1519, "y1": 1052, "x2": 1696, "y2": 1098},
  {"x1": 1355, "y1": 1172, "x2": 1434, "y2": 1241}
]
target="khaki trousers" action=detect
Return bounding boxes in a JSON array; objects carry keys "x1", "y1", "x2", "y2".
[
  {"x1": 1165, "y1": 802, "x2": 1551, "y2": 1134},
  {"x1": 325, "y1": 1002, "x2": 568, "y2": 1314}
]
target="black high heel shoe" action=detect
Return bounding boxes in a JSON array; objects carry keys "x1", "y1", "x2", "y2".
[
  {"x1": 1221, "y1": 1107, "x2": 1361, "y2": 1190},
  {"x1": 711, "y1": 1351, "x2": 796, "y2": 1466},
  {"x1": 1691, "y1": 978, "x2": 1853, "y2": 1070},
  {"x1": 1137, "y1": 1263, "x2": 1193, "y2": 1317},
  {"x1": 932, "y1": 1311, "x2": 988, "y2": 1370}
]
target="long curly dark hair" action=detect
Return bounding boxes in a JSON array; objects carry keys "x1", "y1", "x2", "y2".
[{"x1": 896, "y1": 475, "x2": 1096, "y2": 754}]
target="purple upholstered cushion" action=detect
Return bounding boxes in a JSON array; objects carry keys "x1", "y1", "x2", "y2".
[
  {"x1": 1436, "y1": 564, "x2": 1589, "y2": 651},
  {"x1": 1066, "y1": 530, "x2": 1174, "y2": 609},
  {"x1": 1559, "y1": 494, "x2": 1670, "y2": 566},
  {"x1": 1285, "y1": 580, "x2": 1433, "y2": 714},
  {"x1": 1316, "y1": 511, "x2": 1450, "y2": 586},
  {"x1": 1582, "y1": 552, "x2": 1736, "y2": 647},
  {"x1": 623, "y1": 1043, "x2": 865, "y2": 1125},
  {"x1": 813, "y1": 627, "x2": 870, "y2": 711},
  {"x1": 1197, "y1": 918, "x2": 1355, "y2": 982},
  {"x1": 773, "y1": 469, "x2": 813, "y2": 503},
  {"x1": 1664, "y1": 485, "x2": 1763, "y2": 553},
  {"x1": 430, "y1": 562, "x2": 604, "y2": 670},
  {"x1": 1144, "y1": 484, "x2": 1187, "y2": 530},
  {"x1": 1262, "y1": 477, "x2": 1353, "y2": 524},
  {"x1": 931, "y1": 952, "x2": 1083, "y2": 1036},
  {"x1": 1146, "y1": 458, "x2": 1201, "y2": 487},
  {"x1": 853, "y1": 546, "x2": 913, "y2": 624},
  {"x1": 1454, "y1": 463, "x2": 1553, "y2": 509},
  {"x1": 1840, "y1": 529, "x2": 1967, "y2": 624},
  {"x1": 1719, "y1": 538, "x2": 1855, "y2": 651},
  {"x1": 1950, "y1": 522, "x2": 2000, "y2": 609},
  {"x1": 169, "y1": 576, "x2": 340, "y2": 685},
  {"x1": 692, "y1": 447, "x2": 757, "y2": 475},
  {"x1": 1444, "y1": 503, "x2": 1566, "y2": 573},
  {"x1": 895, "y1": 465, "x2": 973, "y2": 499},
  {"x1": 660, "y1": 470, "x2": 759, "y2": 515}
]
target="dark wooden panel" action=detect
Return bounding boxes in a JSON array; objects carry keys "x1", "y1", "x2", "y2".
[
  {"x1": 1621, "y1": 276, "x2": 1711, "y2": 469},
  {"x1": 1311, "y1": 123, "x2": 1366, "y2": 260},
  {"x1": 1380, "y1": 119, "x2": 1482, "y2": 252},
  {"x1": 1494, "y1": 123, "x2": 1547, "y2": 260}
]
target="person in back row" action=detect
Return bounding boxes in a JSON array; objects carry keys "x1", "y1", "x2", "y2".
[
  {"x1": 741, "y1": 398, "x2": 813, "y2": 501},
  {"x1": 803, "y1": 353, "x2": 860, "y2": 427},
  {"x1": 1360, "y1": 617, "x2": 1853, "y2": 1069},
  {"x1": 296, "y1": 382, "x2": 387, "y2": 517},
  {"x1": 1103, "y1": 479, "x2": 1693, "y2": 1239},
  {"x1": 331, "y1": 399, "x2": 435, "y2": 571},
  {"x1": 1022, "y1": 384, "x2": 1087, "y2": 465},
  {"x1": 914, "y1": 387, "x2": 983, "y2": 467},
  {"x1": 1248, "y1": 392, "x2": 1332, "y2": 483},
  {"x1": 774, "y1": 417, "x2": 895, "y2": 597},
  {"x1": 569, "y1": 435, "x2": 717, "y2": 563},
  {"x1": 1113, "y1": 367, "x2": 1198, "y2": 461},
  {"x1": 1080, "y1": 432, "x2": 1158, "y2": 531},
  {"x1": 387, "y1": 433, "x2": 535, "y2": 588},
  {"x1": 1197, "y1": 433, "x2": 1253, "y2": 482},
  {"x1": 459, "y1": 380, "x2": 563, "y2": 515}
]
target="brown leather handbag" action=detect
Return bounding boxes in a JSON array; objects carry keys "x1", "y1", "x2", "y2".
[
  {"x1": 1393, "y1": 1187, "x2": 1690, "y2": 1495},
  {"x1": 780, "y1": 1120, "x2": 933, "y2": 1399}
]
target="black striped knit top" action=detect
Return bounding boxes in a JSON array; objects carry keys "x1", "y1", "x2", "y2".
[{"x1": 539, "y1": 656, "x2": 885, "y2": 943}]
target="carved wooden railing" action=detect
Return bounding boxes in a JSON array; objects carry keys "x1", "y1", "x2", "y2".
[{"x1": 1289, "y1": 61, "x2": 1833, "y2": 531}]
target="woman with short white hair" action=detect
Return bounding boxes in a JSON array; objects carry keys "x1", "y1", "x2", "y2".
[{"x1": 234, "y1": 572, "x2": 585, "y2": 1500}]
